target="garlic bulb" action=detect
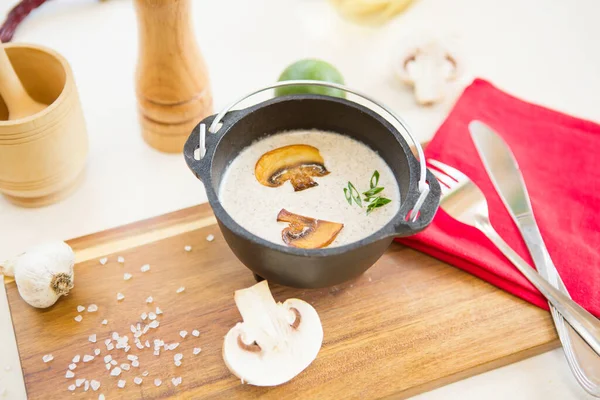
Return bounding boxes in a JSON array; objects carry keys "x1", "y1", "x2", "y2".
[{"x1": 0, "y1": 241, "x2": 75, "y2": 308}]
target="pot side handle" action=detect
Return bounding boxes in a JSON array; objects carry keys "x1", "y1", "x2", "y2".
[
  {"x1": 183, "y1": 117, "x2": 212, "y2": 182},
  {"x1": 392, "y1": 169, "x2": 441, "y2": 237}
]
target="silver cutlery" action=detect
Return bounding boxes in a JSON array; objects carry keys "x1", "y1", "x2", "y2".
[
  {"x1": 426, "y1": 159, "x2": 600, "y2": 361},
  {"x1": 470, "y1": 120, "x2": 600, "y2": 397}
]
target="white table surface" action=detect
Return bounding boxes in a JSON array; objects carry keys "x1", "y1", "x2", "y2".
[{"x1": 1, "y1": 0, "x2": 599, "y2": 398}]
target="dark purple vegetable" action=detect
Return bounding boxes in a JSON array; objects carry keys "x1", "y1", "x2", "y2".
[{"x1": 0, "y1": 0, "x2": 48, "y2": 42}]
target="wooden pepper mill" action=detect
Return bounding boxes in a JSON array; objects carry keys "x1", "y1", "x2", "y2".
[{"x1": 134, "y1": 0, "x2": 213, "y2": 153}]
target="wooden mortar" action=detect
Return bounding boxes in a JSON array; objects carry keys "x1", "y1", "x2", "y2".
[
  {"x1": 134, "y1": 0, "x2": 213, "y2": 153},
  {"x1": 0, "y1": 43, "x2": 88, "y2": 207}
]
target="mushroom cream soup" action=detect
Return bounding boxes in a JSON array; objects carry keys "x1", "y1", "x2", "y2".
[{"x1": 218, "y1": 129, "x2": 401, "y2": 248}]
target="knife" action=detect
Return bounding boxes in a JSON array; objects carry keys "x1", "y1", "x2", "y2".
[{"x1": 469, "y1": 120, "x2": 600, "y2": 396}]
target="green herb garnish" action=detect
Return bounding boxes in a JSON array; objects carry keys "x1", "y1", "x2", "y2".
[
  {"x1": 370, "y1": 170, "x2": 380, "y2": 189},
  {"x1": 343, "y1": 188, "x2": 352, "y2": 205},
  {"x1": 363, "y1": 186, "x2": 384, "y2": 200},
  {"x1": 366, "y1": 196, "x2": 392, "y2": 215},
  {"x1": 346, "y1": 182, "x2": 362, "y2": 207},
  {"x1": 345, "y1": 170, "x2": 391, "y2": 215}
]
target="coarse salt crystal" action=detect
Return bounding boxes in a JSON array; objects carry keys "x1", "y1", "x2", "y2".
[
  {"x1": 146, "y1": 296, "x2": 153, "y2": 304},
  {"x1": 174, "y1": 353, "x2": 183, "y2": 362},
  {"x1": 141, "y1": 312, "x2": 148, "y2": 320},
  {"x1": 74, "y1": 315, "x2": 83, "y2": 322},
  {"x1": 77, "y1": 305, "x2": 85, "y2": 312},
  {"x1": 142, "y1": 325, "x2": 150, "y2": 335},
  {"x1": 179, "y1": 330, "x2": 188, "y2": 338},
  {"x1": 110, "y1": 360, "x2": 117, "y2": 366},
  {"x1": 102, "y1": 319, "x2": 108, "y2": 325},
  {"x1": 118, "y1": 379, "x2": 126, "y2": 388},
  {"x1": 132, "y1": 360, "x2": 140, "y2": 368},
  {"x1": 155, "y1": 307, "x2": 163, "y2": 315},
  {"x1": 125, "y1": 345, "x2": 131, "y2": 352},
  {"x1": 90, "y1": 380, "x2": 100, "y2": 391},
  {"x1": 142, "y1": 371, "x2": 149, "y2": 377},
  {"x1": 141, "y1": 264, "x2": 150, "y2": 272},
  {"x1": 75, "y1": 378, "x2": 85, "y2": 387},
  {"x1": 206, "y1": 234, "x2": 215, "y2": 242},
  {"x1": 148, "y1": 312, "x2": 156, "y2": 320},
  {"x1": 84, "y1": 380, "x2": 90, "y2": 392},
  {"x1": 112, "y1": 332, "x2": 119, "y2": 340},
  {"x1": 134, "y1": 376, "x2": 143, "y2": 385},
  {"x1": 145, "y1": 340, "x2": 150, "y2": 348},
  {"x1": 124, "y1": 273, "x2": 132, "y2": 281},
  {"x1": 65, "y1": 370, "x2": 75, "y2": 378},
  {"x1": 149, "y1": 320, "x2": 159, "y2": 329},
  {"x1": 68, "y1": 384, "x2": 76, "y2": 391},
  {"x1": 105, "y1": 363, "x2": 111, "y2": 370},
  {"x1": 192, "y1": 329, "x2": 200, "y2": 337},
  {"x1": 83, "y1": 355, "x2": 94, "y2": 362},
  {"x1": 72, "y1": 355, "x2": 81, "y2": 363},
  {"x1": 42, "y1": 354, "x2": 53, "y2": 363},
  {"x1": 99, "y1": 394, "x2": 105, "y2": 400},
  {"x1": 171, "y1": 377, "x2": 182, "y2": 386},
  {"x1": 174, "y1": 360, "x2": 182, "y2": 367},
  {"x1": 154, "y1": 379, "x2": 162, "y2": 387},
  {"x1": 117, "y1": 292, "x2": 125, "y2": 301},
  {"x1": 168, "y1": 343, "x2": 180, "y2": 351},
  {"x1": 127, "y1": 355, "x2": 138, "y2": 361},
  {"x1": 99, "y1": 257, "x2": 108, "y2": 265},
  {"x1": 154, "y1": 350, "x2": 160, "y2": 356},
  {"x1": 176, "y1": 286, "x2": 185, "y2": 293},
  {"x1": 117, "y1": 256, "x2": 125, "y2": 263},
  {"x1": 193, "y1": 348, "x2": 201, "y2": 355},
  {"x1": 121, "y1": 363, "x2": 131, "y2": 371},
  {"x1": 107, "y1": 343, "x2": 114, "y2": 351},
  {"x1": 104, "y1": 355, "x2": 112, "y2": 363},
  {"x1": 184, "y1": 245, "x2": 192, "y2": 252},
  {"x1": 104, "y1": 339, "x2": 111, "y2": 346},
  {"x1": 94, "y1": 349, "x2": 101, "y2": 356},
  {"x1": 130, "y1": 325, "x2": 137, "y2": 334},
  {"x1": 89, "y1": 334, "x2": 97, "y2": 343},
  {"x1": 136, "y1": 342, "x2": 144, "y2": 350},
  {"x1": 88, "y1": 304, "x2": 98, "y2": 312},
  {"x1": 69, "y1": 363, "x2": 76, "y2": 370},
  {"x1": 111, "y1": 367, "x2": 122, "y2": 376}
]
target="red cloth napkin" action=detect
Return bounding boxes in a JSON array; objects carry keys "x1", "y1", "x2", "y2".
[{"x1": 396, "y1": 78, "x2": 600, "y2": 317}]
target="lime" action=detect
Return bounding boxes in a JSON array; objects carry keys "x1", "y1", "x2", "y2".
[{"x1": 275, "y1": 59, "x2": 346, "y2": 98}]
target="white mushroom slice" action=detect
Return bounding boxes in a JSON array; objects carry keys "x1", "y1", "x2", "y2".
[
  {"x1": 394, "y1": 39, "x2": 460, "y2": 106},
  {"x1": 222, "y1": 280, "x2": 323, "y2": 387}
]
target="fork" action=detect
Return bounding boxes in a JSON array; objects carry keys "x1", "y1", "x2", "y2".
[{"x1": 427, "y1": 159, "x2": 600, "y2": 362}]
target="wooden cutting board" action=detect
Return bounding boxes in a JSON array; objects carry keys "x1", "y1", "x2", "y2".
[{"x1": 4, "y1": 203, "x2": 558, "y2": 400}]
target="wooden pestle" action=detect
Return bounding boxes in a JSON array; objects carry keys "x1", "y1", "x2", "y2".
[
  {"x1": 0, "y1": 45, "x2": 46, "y2": 120},
  {"x1": 134, "y1": 0, "x2": 213, "y2": 153}
]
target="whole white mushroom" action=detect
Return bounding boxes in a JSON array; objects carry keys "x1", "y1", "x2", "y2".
[{"x1": 0, "y1": 241, "x2": 75, "y2": 308}]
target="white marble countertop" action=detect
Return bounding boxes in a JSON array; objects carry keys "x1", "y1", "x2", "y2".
[{"x1": 1, "y1": 0, "x2": 599, "y2": 398}]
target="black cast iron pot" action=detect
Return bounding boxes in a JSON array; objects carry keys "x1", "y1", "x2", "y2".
[{"x1": 184, "y1": 87, "x2": 440, "y2": 288}]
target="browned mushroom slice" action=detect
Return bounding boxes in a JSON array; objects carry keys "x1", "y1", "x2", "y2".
[
  {"x1": 255, "y1": 145, "x2": 329, "y2": 191},
  {"x1": 277, "y1": 209, "x2": 343, "y2": 249}
]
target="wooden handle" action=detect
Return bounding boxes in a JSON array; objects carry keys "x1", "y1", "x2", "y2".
[
  {"x1": 0, "y1": 46, "x2": 46, "y2": 120},
  {"x1": 134, "y1": 0, "x2": 213, "y2": 153}
]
